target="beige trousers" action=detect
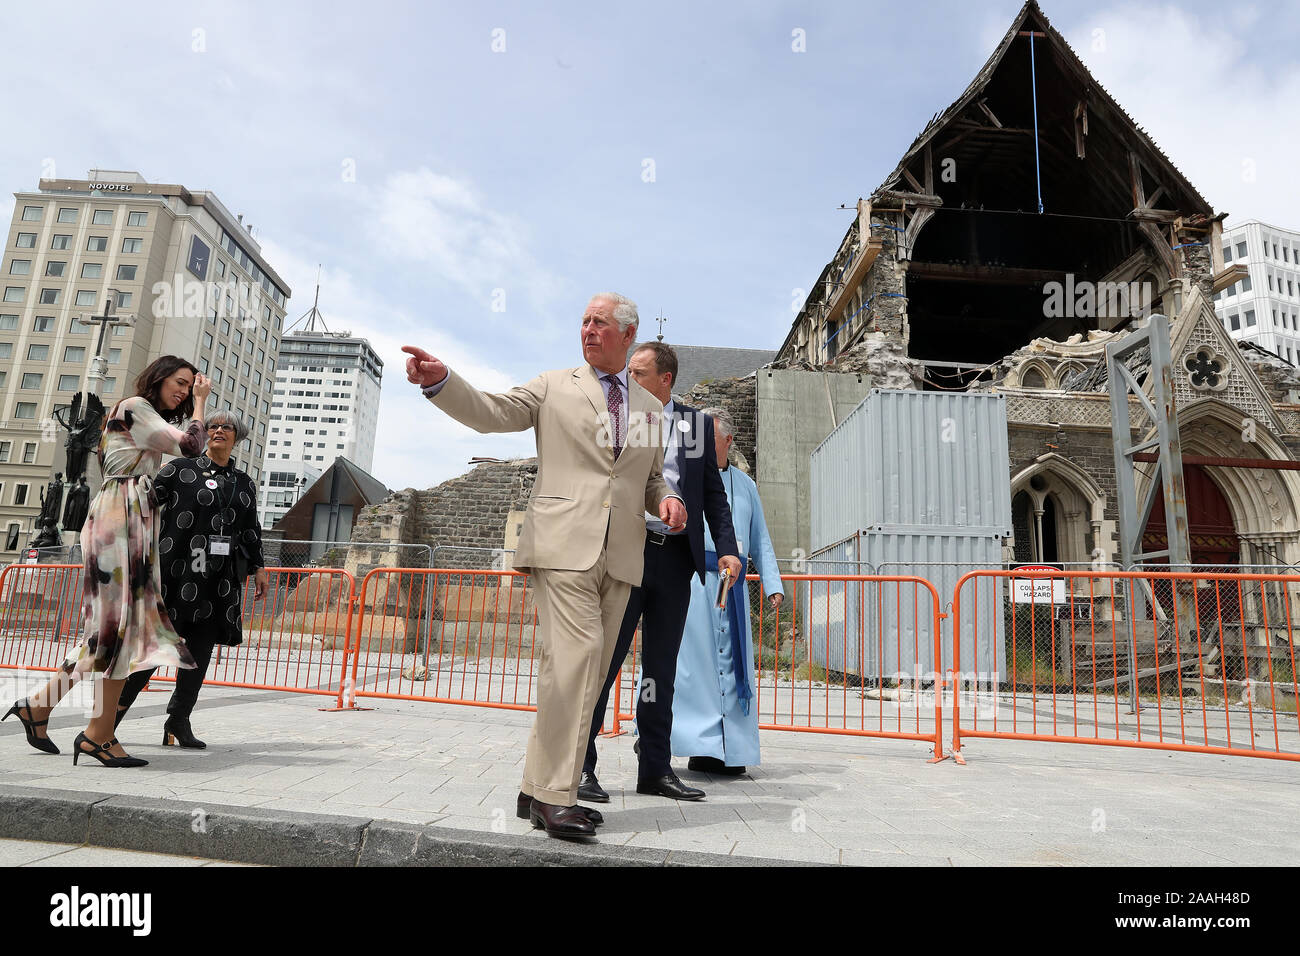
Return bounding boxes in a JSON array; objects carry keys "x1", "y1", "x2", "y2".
[{"x1": 522, "y1": 551, "x2": 631, "y2": 806}]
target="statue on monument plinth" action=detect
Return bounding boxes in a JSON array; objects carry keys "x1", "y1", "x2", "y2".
[
  {"x1": 62, "y1": 477, "x2": 91, "y2": 533},
  {"x1": 53, "y1": 392, "x2": 105, "y2": 485},
  {"x1": 31, "y1": 473, "x2": 66, "y2": 550},
  {"x1": 37, "y1": 473, "x2": 64, "y2": 528}
]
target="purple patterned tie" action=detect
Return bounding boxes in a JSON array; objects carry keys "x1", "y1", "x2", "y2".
[{"x1": 604, "y1": 375, "x2": 623, "y2": 460}]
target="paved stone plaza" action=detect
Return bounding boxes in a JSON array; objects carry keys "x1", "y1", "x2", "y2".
[{"x1": 1, "y1": 683, "x2": 1297, "y2": 866}]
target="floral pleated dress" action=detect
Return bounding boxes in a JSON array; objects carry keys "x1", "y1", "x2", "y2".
[{"x1": 63, "y1": 396, "x2": 205, "y2": 679}]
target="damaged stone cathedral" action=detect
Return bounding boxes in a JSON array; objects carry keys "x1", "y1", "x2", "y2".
[{"x1": 354, "y1": 0, "x2": 1300, "y2": 579}]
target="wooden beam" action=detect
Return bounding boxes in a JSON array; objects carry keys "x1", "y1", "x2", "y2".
[
  {"x1": 906, "y1": 262, "x2": 1071, "y2": 285},
  {"x1": 1211, "y1": 264, "x2": 1249, "y2": 295},
  {"x1": 1128, "y1": 151, "x2": 1146, "y2": 209},
  {"x1": 877, "y1": 188, "x2": 943, "y2": 207},
  {"x1": 977, "y1": 98, "x2": 1003, "y2": 129},
  {"x1": 1145, "y1": 184, "x2": 1167, "y2": 209},
  {"x1": 1130, "y1": 207, "x2": 1179, "y2": 225},
  {"x1": 1137, "y1": 219, "x2": 1178, "y2": 278},
  {"x1": 903, "y1": 206, "x2": 936, "y2": 257},
  {"x1": 917, "y1": 358, "x2": 996, "y2": 370},
  {"x1": 1132, "y1": 452, "x2": 1300, "y2": 471},
  {"x1": 901, "y1": 167, "x2": 924, "y2": 193},
  {"x1": 823, "y1": 238, "x2": 885, "y2": 328}
]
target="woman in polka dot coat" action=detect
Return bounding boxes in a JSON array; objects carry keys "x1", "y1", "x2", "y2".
[{"x1": 116, "y1": 409, "x2": 267, "y2": 749}]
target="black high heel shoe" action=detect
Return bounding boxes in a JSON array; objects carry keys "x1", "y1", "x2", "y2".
[
  {"x1": 3, "y1": 699, "x2": 59, "y2": 755},
  {"x1": 72, "y1": 732, "x2": 148, "y2": 768},
  {"x1": 162, "y1": 716, "x2": 205, "y2": 749}
]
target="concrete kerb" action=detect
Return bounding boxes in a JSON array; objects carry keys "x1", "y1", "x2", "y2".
[{"x1": 0, "y1": 786, "x2": 806, "y2": 867}]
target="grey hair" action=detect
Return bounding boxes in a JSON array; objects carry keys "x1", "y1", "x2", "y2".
[
  {"x1": 702, "y1": 406, "x2": 734, "y2": 438},
  {"x1": 591, "y1": 292, "x2": 639, "y2": 332},
  {"x1": 205, "y1": 408, "x2": 250, "y2": 444}
]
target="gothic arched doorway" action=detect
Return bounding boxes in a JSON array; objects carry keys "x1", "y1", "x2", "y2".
[
  {"x1": 1142, "y1": 463, "x2": 1241, "y2": 622},
  {"x1": 1141, "y1": 463, "x2": 1239, "y2": 565}
]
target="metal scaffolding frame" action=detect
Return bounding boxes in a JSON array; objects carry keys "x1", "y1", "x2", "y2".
[
  {"x1": 1107, "y1": 314, "x2": 1191, "y2": 570},
  {"x1": 1107, "y1": 314, "x2": 1192, "y2": 713}
]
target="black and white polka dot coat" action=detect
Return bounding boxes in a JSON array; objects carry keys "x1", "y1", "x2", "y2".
[{"x1": 154, "y1": 454, "x2": 265, "y2": 646}]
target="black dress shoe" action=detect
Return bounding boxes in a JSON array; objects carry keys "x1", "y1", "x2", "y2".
[
  {"x1": 577, "y1": 770, "x2": 609, "y2": 803},
  {"x1": 529, "y1": 800, "x2": 596, "y2": 839},
  {"x1": 3, "y1": 699, "x2": 58, "y2": 755},
  {"x1": 516, "y1": 792, "x2": 602, "y2": 826},
  {"x1": 636, "y1": 771, "x2": 705, "y2": 801},
  {"x1": 687, "y1": 756, "x2": 746, "y2": 776}
]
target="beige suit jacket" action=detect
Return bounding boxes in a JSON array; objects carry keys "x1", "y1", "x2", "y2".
[{"x1": 427, "y1": 365, "x2": 674, "y2": 585}]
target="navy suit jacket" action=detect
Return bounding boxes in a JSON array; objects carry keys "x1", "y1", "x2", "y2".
[{"x1": 668, "y1": 402, "x2": 739, "y2": 583}]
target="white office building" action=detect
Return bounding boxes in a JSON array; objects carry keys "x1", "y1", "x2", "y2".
[
  {"x1": 259, "y1": 308, "x2": 382, "y2": 530},
  {"x1": 1214, "y1": 221, "x2": 1300, "y2": 363}
]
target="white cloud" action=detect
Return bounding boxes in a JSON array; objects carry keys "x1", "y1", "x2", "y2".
[
  {"x1": 258, "y1": 237, "x2": 536, "y2": 492},
  {"x1": 369, "y1": 167, "x2": 570, "y2": 319},
  {"x1": 1063, "y1": 3, "x2": 1300, "y2": 227}
]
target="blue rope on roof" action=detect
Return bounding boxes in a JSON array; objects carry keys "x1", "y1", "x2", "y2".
[{"x1": 1030, "y1": 31, "x2": 1044, "y2": 215}]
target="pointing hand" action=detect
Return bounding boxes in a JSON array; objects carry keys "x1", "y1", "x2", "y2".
[{"x1": 402, "y1": 345, "x2": 448, "y2": 388}]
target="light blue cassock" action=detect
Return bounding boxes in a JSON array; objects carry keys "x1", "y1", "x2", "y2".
[{"x1": 670, "y1": 465, "x2": 783, "y2": 767}]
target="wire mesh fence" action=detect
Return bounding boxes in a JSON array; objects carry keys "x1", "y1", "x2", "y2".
[
  {"x1": 260, "y1": 535, "x2": 433, "y2": 570},
  {"x1": 951, "y1": 567, "x2": 1300, "y2": 762}
]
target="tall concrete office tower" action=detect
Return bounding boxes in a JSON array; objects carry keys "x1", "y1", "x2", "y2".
[
  {"x1": 259, "y1": 280, "x2": 383, "y2": 530},
  {"x1": 0, "y1": 169, "x2": 290, "y2": 555}
]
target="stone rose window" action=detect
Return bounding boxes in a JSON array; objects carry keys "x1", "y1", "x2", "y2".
[{"x1": 1185, "y1": 348, "x2": 1228, "y2": 391}]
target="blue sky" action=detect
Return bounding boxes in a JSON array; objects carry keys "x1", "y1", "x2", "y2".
[{"x1": 3, "y1": 0, "x2": 1297, "y2": 489}]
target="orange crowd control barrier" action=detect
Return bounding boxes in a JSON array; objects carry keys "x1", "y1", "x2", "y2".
[
  {"x1": 0, "y1": 563, "x2": 356, "y2": 699},
  {"x1": 0, "y1": 563, "x2": 85, "y2": 671},
  {"x1": 7, "y1": 560, "x2": 1298, "y2": 770},
  {"x1": 951, "y1": 568, "x2": 1300, "y2": 763},
  {"x1": 607, "y1": 572, "x2": 946, "y2": 761},
  {"x1": 342, "y1": 567, "x2": 541, "y2": 712}
]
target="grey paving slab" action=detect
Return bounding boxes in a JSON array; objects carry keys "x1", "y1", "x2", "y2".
[
  {"x1": 3, "y1": 683, "x2": 1298, "y2": 866},
  {"x1": 25, "y1": 845, "x2": 210, "y2": 867},
  {"x1": 0, "y1": 838, "x2": 81, "y2": 866}
]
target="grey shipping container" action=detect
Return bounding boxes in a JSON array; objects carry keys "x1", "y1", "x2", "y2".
[
  {"x1": 810, "y1": 389, "x2": 1012, "y2": 550},
  {"x1": 806, "y1": 531, "x2": 1005, "y2": 681}
]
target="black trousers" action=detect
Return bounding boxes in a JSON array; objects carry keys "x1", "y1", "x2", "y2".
[
  {"x1": 584, "y1": 533, "x2": 695, "y2": 779},
  {"x1": 119, "y1": 622, "x2": 219, "y2": 720}
]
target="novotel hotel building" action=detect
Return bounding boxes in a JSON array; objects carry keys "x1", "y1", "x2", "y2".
[{"x1": 0, "y1": 169, "x2": 290, "y2": 555}]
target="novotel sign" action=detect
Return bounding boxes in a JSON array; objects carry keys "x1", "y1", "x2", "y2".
[{"x1": 88, "y1": 183, "x2": 133, "y2": 191}]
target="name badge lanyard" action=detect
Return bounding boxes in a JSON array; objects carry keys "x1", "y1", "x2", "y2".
[{"x1": 208, "y1": 468, "x2": 237, "y2": 555}]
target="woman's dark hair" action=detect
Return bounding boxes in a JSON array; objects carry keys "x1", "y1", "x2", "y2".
[{"x1": 134, "y1": 355, "x2": 200, "y2": 424}]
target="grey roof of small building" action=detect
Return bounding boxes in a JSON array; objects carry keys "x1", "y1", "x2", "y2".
[
  {"x1": 636, "y1": 342, "x2": 776, "y2": 394},
  {"x1": 272, "y1": 456, "x2": 390, "y2": 537}
]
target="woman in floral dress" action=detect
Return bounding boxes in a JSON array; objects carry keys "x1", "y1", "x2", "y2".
[{"x1": 6, "y1": 356, "x2": 211, "y2": 767}]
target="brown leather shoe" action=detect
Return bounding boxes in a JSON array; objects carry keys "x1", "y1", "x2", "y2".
[
  {"x1": 516, "y1": 791, "x2": 603, "y2": 826},
  {"x1": 529, "y1": 799, "x2": 596, "y2": 838}
]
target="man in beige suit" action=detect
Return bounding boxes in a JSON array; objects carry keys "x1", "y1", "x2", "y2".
[{"x1": 402, "y1": 293, "x2": 687, "y2": 839}]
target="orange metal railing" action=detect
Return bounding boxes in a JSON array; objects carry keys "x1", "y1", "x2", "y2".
[
  {"x1": 8, "y1": 559, "x2": 1298, "y2": 769},
  {"x1": 0, "y1": 563, "x2": 356, "y2": 698},
  {"x1": 0, "y1": 563, "x2": 85, "y2": 671},
  {"x1": 951, "y1": 568, "x2": 1300, "y2": 763},
  {"x1": 342, "y1": 567, "x2": 542, "y2": 711},
  {"x1": 605, "y1": 572, "x2": 946, "y2": 760}
]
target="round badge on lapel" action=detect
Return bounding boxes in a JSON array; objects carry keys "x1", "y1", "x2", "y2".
[{"x1": 205, "y1": 479, "x2": 219, "y2": 490}]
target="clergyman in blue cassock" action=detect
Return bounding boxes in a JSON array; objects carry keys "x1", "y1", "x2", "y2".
[{"x1": 670, "y1": 408, "x2": 784, "y2": 772}]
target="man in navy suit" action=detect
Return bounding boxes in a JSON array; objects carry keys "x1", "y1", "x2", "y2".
[{"x1": 580, "y1": 342, "x2": 741, "y2": 802}]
